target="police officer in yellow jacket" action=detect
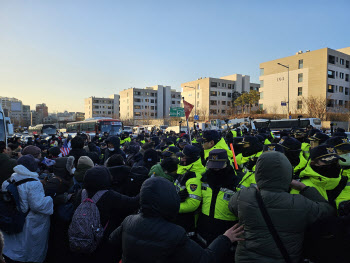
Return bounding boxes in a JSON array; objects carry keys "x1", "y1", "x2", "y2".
[
  {"x1": 236, "y1": 136, "x2": 263, "y2": 168},
  {"x1": 174, "y1": 145, "x2": 205, "y2": 233},
  {"x1": 202, "y1": 130, "x2": 233, "y2": 162},
  {"x1": 279, "y1": 136, "x2": 308, "y2": 179},
  {"x1": 197, "y1": 149, "x2": 242, "y2": 246},
  {"x1": 324, "y1": 136, "x2": 350, "y2": 210},
  {"x1": 290, "y1": 145, "x2": 348, "y2": 206}
]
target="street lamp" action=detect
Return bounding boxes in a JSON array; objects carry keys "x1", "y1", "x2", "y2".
[
  {"x1": 277, "y1": 62, "x2": 290, "y2": 118},
  {"x1": 184, "y1": 85, "x2": 197, "y2": 116}
]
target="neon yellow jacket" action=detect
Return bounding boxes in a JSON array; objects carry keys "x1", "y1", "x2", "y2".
[
  {"x1": 204, "y1": 138, "x2": 233, "y2": 160},
  {"x1": 335, "y1": 168, "x2": 350, "y2": 209},
  {"x1": 291, "y1": 164, "x2": 342, "y2": 200}
]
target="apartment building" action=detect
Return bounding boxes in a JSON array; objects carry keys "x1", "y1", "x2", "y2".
[
  {"x1": 259, "y1": 47, "x2": 350, "y2": 114},
  {"x1": 36, "y1": 103, "x2": 48, "y2": 118},
  {"x1": 0, "y1": 97, "x2": 31, "y2": 126},
  {"x1": 181, "y1": 74, "x2": 259, "y2": 118},
  {"x1": 119, "y1": 85, "x2": 181, "y2": 120},
  {"x1": 84, "y1": 95, "x2": 120, "y2": 119}
]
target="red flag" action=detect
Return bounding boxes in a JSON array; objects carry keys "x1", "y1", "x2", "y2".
[{"x1": 183, "y1": 100, "x2": 194, "y2": 120}]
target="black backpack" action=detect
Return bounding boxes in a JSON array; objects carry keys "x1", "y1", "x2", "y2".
[{"x1": 0, "y1": 178, "x2": 37, "y2": 234}]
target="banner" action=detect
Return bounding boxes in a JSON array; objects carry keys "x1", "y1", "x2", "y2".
[{"x1": 183, "y1": 100, "x2": 194, "y2": 120}]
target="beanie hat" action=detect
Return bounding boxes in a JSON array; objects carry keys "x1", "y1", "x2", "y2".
[
  {"x1": 17, "y1": 155, "x2": 38, "y2": 172},
  {"x1": 71, "y1": 136, "x2": 84, "y2": 149},
  {"x1": 143, "y1": 149, "x2": 159, "y2": 164},
  {"x1": 78, "y1": 156, "x2": 94, "y2": 168},
  {"x1": 48, "y1": 147, "x2": 61, "y2": 157},
  {"x1": 22, "y1": 145, "x2": 41, "y2": 158},
  {"x1": 84, "y1": 166, "x2": 111, "y2": 192}
]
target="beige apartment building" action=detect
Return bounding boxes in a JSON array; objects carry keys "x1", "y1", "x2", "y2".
[
  {"x1": 181, "y1": 74, "x2": 259, "y2": 118},
  {"x1": 259, "y1": 47, "x2": 350, "y2": 115},
  {"x1": 119, "y1": 85, "x2": 181, "y2": 120},
  {"x1": 84, "y1": 94, "x2": 120, "y2": 119}
]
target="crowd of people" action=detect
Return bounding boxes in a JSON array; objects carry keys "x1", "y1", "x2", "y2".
[{"x1": 0, "y1": 125, "x2": 350, "y2": 263}]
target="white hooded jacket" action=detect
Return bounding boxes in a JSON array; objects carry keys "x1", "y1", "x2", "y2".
[{"x1": 2, "y1": 165, "x2": 53, "y2": 263}]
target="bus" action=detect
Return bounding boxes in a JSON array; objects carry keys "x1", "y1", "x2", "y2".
[
  {"x1": 252, "y1": 118, "x2": 322, "y2": 131},
  {"x1": 66, "y1": 118, "x2": 123, "y2": 137},
  {"x1": 28, "y1": 124, "x2": 57, "y2": 136}
]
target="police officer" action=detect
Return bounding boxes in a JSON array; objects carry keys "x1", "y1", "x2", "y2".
[
  {"x1": 324, "y1": 136, "x2": 350, "y2": 210},
  {"x1": 174, "y1": 145, "x2": 205, "y2": 234},
  {"x1": 290, "y1": 145, "x2": 347, "y2": 203},
  {"x1": 279, "y1": 136, "x2": 307, "y2": 179},
  {"x1": 202, "y1": 130, "x2": 233, "y2": 162},
  {"x1": 236, "y1": 136, "x2": 263, "y2": 168},
  {"x1": 197, "y1": 149, "x2": 240, "y2": 246}
]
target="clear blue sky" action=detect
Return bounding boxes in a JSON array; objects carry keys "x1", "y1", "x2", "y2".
[{"x1": 1, "y1": 0, "x2": 350, "y2": 112}]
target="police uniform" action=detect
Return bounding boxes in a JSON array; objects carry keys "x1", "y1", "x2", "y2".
[
  {"x1": 197, "y1": 149, "x2": 239, "y2": 245},
  {"x1": 174, "y1": 145, "x2": 205, "y2": 233}
]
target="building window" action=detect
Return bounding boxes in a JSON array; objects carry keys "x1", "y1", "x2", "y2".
[
  {"x1": 259, "y1": 104, "x2": 263, "y2": 110},
  {"x1": 222, "y1": 92, "x2": 226, "y2": 96},
  {"x1": 346, "y1": 88, "x2": 349, "y2": 95},
  {"x1": 346, "y1": 60, "x2": 349, "y2": 68},
  {"x1": 197, "y1": 93, "x2": 199, "y2": 98},
  {"x1": 260, "y1": 80, "x2": 264, "y2": 87},
  {"x1": 340, "y1": 72, "x2": 345, "y2": 79},
  {"x1": 339, "y1": 100, "x2": 344, "y2": 106},
  {"x1": 134, "y1": 98, "x2": 141, "y2": 102},
  {"x1": 327, "y1": 99, "x2": 335, "y2": 108},
  {"x1": 210, "y1": 91, "x2": 217, "y2": 96},
  {"x1": 135, "y1": 105, "x2": 141, "y2": 109},
  {"x1": 228, "y1": 84, "x2": 232, "y2": 89},
  {"x1": 340, "y1": 58, "x2": 345, "y2": 65},
  {"x1": 222, "y1": 110, "x2": 226, "y2": 114},
  {"x1": 260, "y1": 68, "x2": 264, "y2": 76},
  {"x1": 210, "y1": 109, "x2": 217, "y2": 115},
  {"x1": 177, "y1": 101, "x2": 180, "y2": 104},
  {"x1": 210, "y1": 100, "x2": 217, "y2": 105},
  {"x1": 210, "y1": 82, "x2": 217, "y2": 87},
  {"x1": 340, "y1": 86, "x2": 344, "y2": 93},
  {"x1": 151, "y1": 106, "x2": 155, "y2": 110},
  {"x1": 260, "y1": 92, "x2": 264, "y2": 99},
  {"x1": 151, "y1": 99, "x2": 154, "y2": 103},
  {"x1": 328, "y1": 85, "x2": 335, "y2": 93},
  {"x1": 328, "y1": 70, "x2": 335, "y2": 79},
  {"x1": 222, "y1": 101, "x2": 226, "y2": 105},
  {"x1": 298, "y1": 59, "x2": 303, "y2": 69},
  {"x1": 346, "y1": 74, "x2": 349, "y2": 82},
  {"x1": 329, "y1": 55, "x2": 335, "y2": 64},
  {"x1": 346, "y1": 101, "x2": 349, "y2": 108},
  {"x1": 298, "y1": 87, "x2": 302, "y2": 96},
  {"x1": 297, "y1": 101, "x2": 302, "y2": 109},
  {"x1": 218, "y1": 83, "x2": 220, "y2": 86},
  {"x1": 172, "y1": 101, "x2": 175, "y2": 104},
  {"x1": 135, "y1": 112, "x2": 141, "y2": 117},
  {"x1": 298, "y1": 73, "x2": 303, "y2": 83},
  {"x1": 228, "y1": 93, "x2": 232, "y2": 98},
  {"x1": 145, "y1": 99, "x2": 149, "y2": 102},
  {"x1": 227, "y1": 101, "x2": 231, "y2": 106}
]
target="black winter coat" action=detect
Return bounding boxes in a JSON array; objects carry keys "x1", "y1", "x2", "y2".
[{"x1": 109, "y1": 177, "x2": 232, "y2": 263}]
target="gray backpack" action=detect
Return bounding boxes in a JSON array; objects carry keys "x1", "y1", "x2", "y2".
[{"x1": 68, "y1": 189, "x2": 108, "y2": 253}]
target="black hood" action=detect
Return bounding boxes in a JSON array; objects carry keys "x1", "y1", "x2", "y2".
[
  {"x1": 53, "y1": 157, "x2": 71, "y2": 180},
  {"x1": 140, "y1": 177, "x2": 180, "y2": 222},
  {"x1": 106, "y1": 136, "x2": 120, "y2": 149}
]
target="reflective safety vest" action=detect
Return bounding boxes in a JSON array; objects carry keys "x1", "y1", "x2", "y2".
[
  {"x1": 237, "y1": 170, "x2": 257, "y2": 191},
  {"x1": 177, "y1": 158, "x2": 206, "y2": 179},
  {"x1": 200, "y1": 183, "x2": 237, "y2": 222},
  {"x1": 236, "y1": 151, "x2": 263, "y2": 167},
  {"x1": 293, "y1": 151, "x2": 308, "y2": 178},
  {"x1": 290, "y1": 164, "x2": 342, "y2": 200},
  {"x1": 120, "y1": 137, "x2": 131, "y2": 145},
  {"x1": 336, "y1": 169, "x2": 350, "y2": 210},
  {"x1": 301, "y1": 142, "x2": 310, "y2": 160},
  {"x1": 204, "y1": 138, "x2": 233, "y2": 160},
  {"x1": 231, "y1": 130, "x2": 237, "y2": 138},
  {"x1": 264, "y1": 138, "x2": 271, "y2": 145},
  {"x1": 174, "y1": 174, "x2": 202, "y2": 213},
  {"x1": 141, "y1": 140, "x2": 146, "y2": 144}
]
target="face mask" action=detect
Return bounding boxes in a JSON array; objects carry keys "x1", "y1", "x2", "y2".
[
  {"x1": 339, "y1": 153, "x2": 350, "y2": 166},
  {"x1": 285, "y1": 150, "x2": 301, "y2": 167},
  {"x1": 109, "y1": 148, "x2": 115, "y2": 152},
  {"x1": 311, "y1": 162, "x2": 341, "y2": 178}
]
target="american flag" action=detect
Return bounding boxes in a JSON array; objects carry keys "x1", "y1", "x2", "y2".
[{"x1": 60, "y1": 146, "x2": 71, "y2": 157}]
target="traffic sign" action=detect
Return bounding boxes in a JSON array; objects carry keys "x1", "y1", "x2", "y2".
[
  {"x1": 194, "y1": 115, "x2": 199, "y2": 121},
  {"x1": 170, "y1": 107, "x2": 185, "y2": 117},
  {"x1": 281, "y1": 101, "x2": 287, "y2": 106}
]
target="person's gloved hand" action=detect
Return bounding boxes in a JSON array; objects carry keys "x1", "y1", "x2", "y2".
[{"x1": 178, "y1": 189, "x2": 189, "y2": 202}]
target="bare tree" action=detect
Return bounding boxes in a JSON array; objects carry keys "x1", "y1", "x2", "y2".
[{"x1": 301, "y1": 96, "x2": 328, "y2": 120}]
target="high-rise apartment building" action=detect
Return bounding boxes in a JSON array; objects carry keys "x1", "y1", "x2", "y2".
[
  {"x1": 36, "y1": 103, "x2": 48, "y2": 118},
  {"x1": 84, "y1": 95, "x2": 120, "y2": 119},
  {"x1": 181, "y1": 74, "x2": 259, "y2": 118},
  {"x1": 119, "y1": 85, "x2": 181, "y2": 120},
  {"x1": 259, "y1": 47, "x2": 350, "y2": 114}
]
